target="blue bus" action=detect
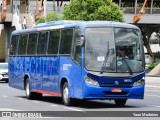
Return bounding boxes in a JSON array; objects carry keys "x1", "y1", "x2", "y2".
[{"x1": 9, "y1": 20, "x2": 145, "y2": 106}]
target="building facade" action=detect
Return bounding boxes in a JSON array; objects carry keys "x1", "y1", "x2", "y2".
[
  {"x1": 0, "y1": 0, "x2": 160, "y2": 62},
  {"x1": 113, "y1": 0, "x2": 160, "y2": 23},
  {"x1": 0, "y1": 0, "x2": 70, "y2": 62}
]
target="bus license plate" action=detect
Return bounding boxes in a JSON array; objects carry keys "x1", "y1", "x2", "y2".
[{"x1": 111, "y1": 88, "x2": 122, "y2": 93}]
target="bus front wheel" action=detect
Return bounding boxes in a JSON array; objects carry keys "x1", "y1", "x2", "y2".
[
  {"x1": 114, "y1": 99, "x2": 127, "y2": 106},
  {"x1": 62, "y1": 82, "x2": 72, "y2": 106}
]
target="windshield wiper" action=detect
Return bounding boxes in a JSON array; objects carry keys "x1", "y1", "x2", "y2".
[
  {"x1": 122, "y1": 58, "x2": 133, "y2": 75},
  {"x1": 100, "y1": 51, "x2": 110, "y2": 74}
]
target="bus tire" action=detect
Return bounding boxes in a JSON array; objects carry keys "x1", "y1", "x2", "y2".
[
  {"x1": 25, "y1": 78, "x2": 42, "y2": 99},
  {"x1": 114, "y1": 99, "x2": 127, "y2": 106},
  {"x1": 62, "y1": 82, "x2": 72, "y2": 106}
]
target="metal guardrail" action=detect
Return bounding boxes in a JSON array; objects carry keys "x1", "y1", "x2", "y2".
[
  {"x1": 121, "y1": 7, "x2": 160, "y2": 14},
  {"x1": 152, "y1": 8, "x2": 160, "y2": 14},
  {"x1": 121, "y1": 7, "x2": 135, "y2": 14}
]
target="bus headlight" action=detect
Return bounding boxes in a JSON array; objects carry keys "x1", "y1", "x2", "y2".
[
  {"x1": 133, "y1": 77, "x2": 145, "y2": 87},
  {"x1": 84, "y1": 75, "x2": 99, "y2": 86}
]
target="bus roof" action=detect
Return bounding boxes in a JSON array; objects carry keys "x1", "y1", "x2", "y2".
[
  {"x1": 11, "y1": 20, "x2": 139, "y2": 35},
  {"x1": 35, "y1": 20, "x2": 79, "y2": 28}
]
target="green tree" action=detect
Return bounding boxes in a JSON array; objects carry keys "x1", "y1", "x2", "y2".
[
  {"x1": 36, "y1": 11, "x2": 61, "y2": 24},
  {"x1": 63, "y1": 0, "x2": 124, "y2": 22},
  {"x1": 46, "y1": 11, "x2": 61, "y2": 22},
  {"x1": 36, "y1": 16, "x2": 45, "y2": 24}
]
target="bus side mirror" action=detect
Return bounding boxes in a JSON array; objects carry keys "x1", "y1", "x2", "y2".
[
  {"x1": 80, "y1": 36, "x2": 84, "y2": 46},
  {"x1": 75, "y1": 35, "x2": 84, "y2": 47}
]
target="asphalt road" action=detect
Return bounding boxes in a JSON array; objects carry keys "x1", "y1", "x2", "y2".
[{"x1": 0, "y1": 77, "x2": 160, "y2": 120}]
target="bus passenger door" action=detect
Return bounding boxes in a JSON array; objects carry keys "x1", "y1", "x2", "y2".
[
  {"x1": 71, "y1": 28, "x2": 84, "y2": 98},
  {"x1": 59, "y1": 28, "x2": 83, "y2": 98},
  {"x1": 72, "y1": 45, "x2": 83, "y2": 98}
]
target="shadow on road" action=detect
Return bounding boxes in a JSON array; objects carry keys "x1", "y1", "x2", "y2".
[{"x1": 18, "y1": 95, "x2": 139, "y2": 109}]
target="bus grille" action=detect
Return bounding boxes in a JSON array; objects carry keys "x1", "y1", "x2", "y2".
[{"x1": 100, "y1": 83, "x2": 132, "y2": 88}]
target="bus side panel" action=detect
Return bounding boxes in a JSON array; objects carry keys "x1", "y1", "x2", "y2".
[
  {"x1": 9, "y1": 57, "x2": 25, "y2": 90},
  {"x1": 28, "y1": 56, "x2": 60, "y2": 94},
  {"x1": 70, "y1": 59, "x2": 82, "y2": 98},
  {"x1": 59, "y1": 57, "x2": 82, "y2": 98},
  {"x1": 26, "y1": 57, "x2": 42, "y2": 91},
  {"x1": 42, "y1": 56, "x2": 60, "y2": 93}
]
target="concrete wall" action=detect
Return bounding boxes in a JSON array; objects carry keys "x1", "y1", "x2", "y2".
[{"x1": 0, "y1": 24, "x2": 5, "y2": 62}]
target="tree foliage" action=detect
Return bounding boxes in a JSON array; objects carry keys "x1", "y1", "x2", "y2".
[
  {"x1": 36, "y1": 16, "x2": 45, "y2": 24},
  {"x1": 63, "y1": 0, "x2": 124, "y2": 22},
  {"x1": 36, "y1": 11, "x2": 61, "y2": 24},
  {"x1": 46, "y1": 11, "x2": 61, "y2": 21},
  {"x1": 139, "y1": 24, "x2": 160, "y2": 60}
]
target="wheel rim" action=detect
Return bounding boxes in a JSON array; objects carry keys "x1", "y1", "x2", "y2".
[
  {"x1": 63, "y1": 86, "x2": 69, "y2": 103},
  {"x1": 26, "y1": 80, "x2": 30, "y2": 97}
]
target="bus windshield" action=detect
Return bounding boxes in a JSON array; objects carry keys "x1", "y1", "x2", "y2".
[{"x1": 85, "y1": 27, "x2": 144, "y2": 73}]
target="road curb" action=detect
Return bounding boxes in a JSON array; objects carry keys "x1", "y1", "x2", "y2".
[
  {"x1": 146, "y1": 75, "x2": 160, "y2": 77},
  {"x1": 146, "y1": 85, "x2": 160, "y2": 89}
]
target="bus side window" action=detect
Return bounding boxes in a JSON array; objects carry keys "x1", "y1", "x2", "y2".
[
  {"x1": 72, "y1": 28, "x2": 82, "y2": 65},
  {"x1": 27, "y1": 33, "x2": 37, "y2": 55},
  {"x1": 59, "y1": 29, "x2": 73, "y2": 54},
  {"x1": 37, "y1": 32, "x2": 48, "y2": 55},
  {"x1": 18, "y1": 34, "x2": 28, "y2": 55},
  {"x1": 74, "y1": 46, "x2": 81, "y2": 65},
  {"x1": 47, "y1": 30, "x2": 60, "y2": 55},
  {"x1": 10, "y1": 35, "x2": 19, "y2": 55}
]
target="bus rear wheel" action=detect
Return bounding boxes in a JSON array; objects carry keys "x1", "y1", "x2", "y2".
[
  {"x1": 25, "y1": 78, "x2": 42, "y2": 99},
  {"x1": 62, "y1": 82, "x2": 72, "y2": 106},
  {"x1": 114, "y1": 99, "x2": 127, "y2": 106}
]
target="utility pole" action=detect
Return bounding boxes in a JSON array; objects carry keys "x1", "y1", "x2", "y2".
[{"x1": 44, "y1": 0, "x2": 47, "y2": 17}]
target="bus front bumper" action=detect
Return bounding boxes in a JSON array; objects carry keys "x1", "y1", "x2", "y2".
[{"x1": 82, "y1": 83, "x2": 145, "y2": 100}]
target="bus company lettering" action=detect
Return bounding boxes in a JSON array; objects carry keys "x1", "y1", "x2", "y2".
[{"x1": 10, "y1": 57, "x2": 58, "y2": 75}]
